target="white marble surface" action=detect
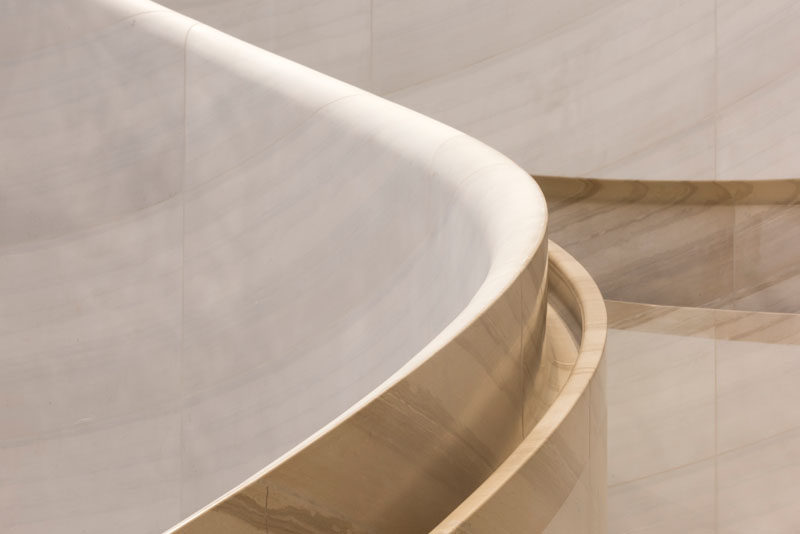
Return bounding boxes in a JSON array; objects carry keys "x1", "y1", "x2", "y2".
[
  {"x1": 159, "y1": 0, "x2": 800, "y2": 181},
  {"x1": 0, "y1": 1, "x2": 548, "y2": 532},
  {"x1": 0, "y1": 3, "x2": 190, "y2": 532},
  {"x1": 385, "y1": 0, "x2": 717, "y2": 180},
  {"x1": 716, "y1": 0, "x2": 800, "y2": 180},
  {"x1": 606, "y1": 329, "x2": 715, "y2": 484},
  {"x1": 717, "y1": 339, "x2": 800, "y2": 453},
  {"x1": 160, "y1": 0, "x2": 371, "y2": 87},
  {"x1": 717, "y1": 427, "x2": 800, "y2": 533},
  {"x1": 0, "y1": 2, "x2": 187, "y2": 245},
  {"x1": 606, "y1": 303, "x2": 800, "y2": 533},
  {"x1": 609, "y1": 459, "x2": 715, "y2": 534}
]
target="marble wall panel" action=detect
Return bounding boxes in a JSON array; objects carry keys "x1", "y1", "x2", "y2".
[
  {"x1": 606, "y1": 327, "x2": 715, "y2": 483},
  {"x1": 371, "y1": 0, "x2": 546, "y2": 94},
  {"x1": 513, "y1": 0, "x2": 715, "y2": 179},
  {"x1": 161, "y1": 0, "x2": 800, "y2": 182},
  {"x1": 716, "y1": 337, "x2": 800, "y2": 453},
  {"x1": 157, "y1": 0, "x2": 800, "y2": 181},
  {"x1": 0, "y1": 4, "x2": 191, "y2": 533},
  {"x1": 717, "y1": 0, "x2": 800, "y2": 180},
  {"x1": 157, "y1": 0, "x2": 371, "y2": 87},
  {"x1": 717, "y1": 427, "x2": 800, "y2": 533},
  {"x1": 714, "y1": 308, "x2": 800, "y2": 490},
  {"x1": 0, "y1": 202, "x2": 182, "y2": 444},
  {"x1": 380, "y1": 0, "x2": 716, "y2": 180},
  {"x1": 0, "y1": 415, "x2": 181, "y2": 534},
  {"x1": 609, "y1": 459, "x2": 715, "y2": 534},
  {"x1": 715, "y1": 308, "x2": 800, "y2": 533},
  {"x1": 0, "y1": 6, "x2": 187, "y2": 246},
  {"x1": 607, "y1": 300, "x2": 800, "y2": 534}
]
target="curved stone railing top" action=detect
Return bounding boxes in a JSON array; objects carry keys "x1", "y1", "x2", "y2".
[
  {"x1": 433, "y1": 242, "x2": 607, "y2": 534},
  {"x1": 169, "y1": 243, "x2": 607, "y2": 534},
  {"x1": 1, "y1": 1, "x2": 548, "y2": 532}
]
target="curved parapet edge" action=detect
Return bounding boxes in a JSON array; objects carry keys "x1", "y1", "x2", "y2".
[
  {"x1": 168, "y1": 225, "x2": 549, "y2": 534},
  {"x1": 168, "y1": 213, "x2": 548, "y2": 534},
  {"x1": 432, "y1": 241, "x2": 607, "y2": 534},
  {"x1": 168, "y1": 242, "x2": 606, "y2": 534},
  {"x1": 2, "y1": 0, "x2": 550, "y2": 532},
  {"x1": 100, "y1": 2, "x2": 555, "y2": 533}
]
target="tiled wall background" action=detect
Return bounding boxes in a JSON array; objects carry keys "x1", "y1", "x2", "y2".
[
  {"x1": 160, "y1": 0, "x2": 800, "y2": 181},
  {"x1": 606, "y1": 301, "x2": 800, "y2": 533}
]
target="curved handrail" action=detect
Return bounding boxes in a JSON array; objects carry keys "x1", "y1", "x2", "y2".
[
  {"x1": 168, "y1": 243, "x2": 606, "y2": 534},
  {"x1": 432, "y1": 241, "x2": 607, "y2": 533}
]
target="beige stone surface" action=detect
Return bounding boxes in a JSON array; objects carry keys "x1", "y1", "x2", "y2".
[
  {"x1": 607, "y1": 300, "x2": 800, "y2": 534},
  {"x1": 609, "y1": 459, "x2": 715, "y2": 534},
  {"x1": 430, "y1": 243, "x2": 607, "y2": 534},
  {"x1": 541, "y1": 177, "x2": 800, "y2": 313},
  {"x1": 159, "y1": 0, "x2": 800, "y2": 181},
  {"x1": 606, "y1": 328, "x2": 715, "y2": 484},
  {"x1": 1, "y1": 1, "x2": 551, "y2": 532},
  {"x1": 155, "y1": 0, "x2": 371, "y2": 87},
  {"x1": 718, "y1": 428, "x2": 800, "y2": 533},
  {"x1": 171, "y1": 243, "x2": 608, "y2": 534}
]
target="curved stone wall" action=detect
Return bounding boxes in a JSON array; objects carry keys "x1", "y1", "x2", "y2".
[
  {"x1": 433, "y1": 242, "x2": 607, "y2": 534},
  {"x1": 114, "y1": 2, "x2": 800, "y2": 533},
  {"x1": 0, "y1": 1, "x2": 561, "y2": 533},
  {"x1": 157, "y1": 0, "x2": 800, "y2": 181},
  {"x1": 170, "y1": 243, "x2": 607, "y2": 534}
]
